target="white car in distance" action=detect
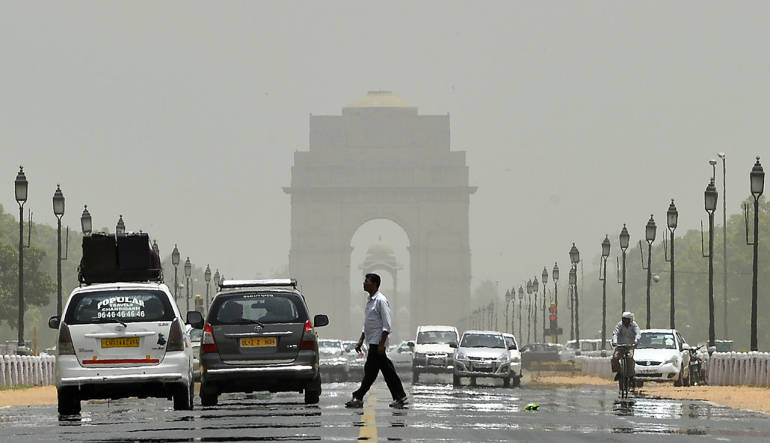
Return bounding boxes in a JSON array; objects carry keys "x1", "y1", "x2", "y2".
[
  {"x1": 634, "y1": 329, "x2": 691, "y2": 386},
  {"x1": 412, "y1": 325, "x2": 459, "y2": 383}
]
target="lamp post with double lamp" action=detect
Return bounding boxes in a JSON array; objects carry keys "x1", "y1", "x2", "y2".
[
  {"x1": 172, "y1": 245, "x2": 180, "y2": 303},
  {"x1": 640, "y1": 215, "x2": 657, "y2": 329},
  {"x1": 666, "y1": 200, "x2": 678, "y2": 329},
  {"x1": 517, "y1": 286, "x2": 524, "y2": 341},
  {"x1": 204, "y1": 265, "x2": 212, "y2": 313},
  {"x1": 747, "y1": 157, "x2": 764, "y2": 351},
  {"x1": 541, "y1": 267, "x2": 548, "y2": 341},
  {"x1": 569, "y1": 243, "x2": 580, "y2": 347},
  {"x1": 599, "y1": 235, "x2": 610, "y2": 352},
  {"x1": 526, "y1": 279, "x2": 533, "y2": 344},
  {"x1": 184, "y1": 257, "x2": 192, "y2": 313},
  {"x1": 552, "y1": 263, "x2": 559, "y2": 341},
  {"x1": 532, "y1": 276, "x2": 539, "y2": 342},
  {"x1": 14, "y1": 167, "x2": 28, "y2": 349},
  {"x1": 704, "y1": 178, "x2": 718, "y2": 348},
  {"x1": 618, "y1": 225, "x2": 630, "y2": 311},
  {"x1": 52, "y1": 185, "x2": 65, "y2": 317}
]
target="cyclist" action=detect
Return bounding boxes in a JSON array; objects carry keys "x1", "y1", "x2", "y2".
[{"x1": 610, "y1": 312, "x2": 641, "y2": 380}]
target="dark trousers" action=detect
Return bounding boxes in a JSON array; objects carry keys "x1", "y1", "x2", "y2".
[{"x1": 352, "y1": 346, "x2": 406, "y2": 401}]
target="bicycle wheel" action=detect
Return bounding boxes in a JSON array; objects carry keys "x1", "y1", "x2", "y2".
[{"x1": 618, "y1": 358, "x2": 626, "y2": 397}]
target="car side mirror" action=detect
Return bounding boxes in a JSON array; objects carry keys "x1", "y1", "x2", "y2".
[
  {"x1": 314, "y1": 314, "x2": 329, "y2": 327},
  {"x1": 186, "y1": 311, "x2": 204, "y2": 329},
  {"x1": 48, "y1": 316, "x2": 60, "y2": 330}
]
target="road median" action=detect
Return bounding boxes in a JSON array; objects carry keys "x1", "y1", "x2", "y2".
[{"x1": 0, "y1": 386, "x2": 56, "y2": 407}]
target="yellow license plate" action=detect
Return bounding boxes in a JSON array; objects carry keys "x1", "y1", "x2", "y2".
[
  {"x1": 101, "y1": 337, "x2": 140, "y2": 348},
  {"x1": 240, "y1": 337, "x2": 276, "y2": 348}
]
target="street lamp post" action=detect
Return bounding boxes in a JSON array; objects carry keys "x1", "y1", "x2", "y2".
[
  {"x1": 619, "y1": 225, "x2": 630, "y2": 312},
  {"x1": 541, "y1": 267, "x2": 548, "y2": 340},
  {"x1": 747, "y1": 157, "x2": 764, "y2": 351},
  {"x1": 204, "y1": 265, "x2": 212, "y2": 313},
  {"x1": 568, "y1": 267, "x2": 576, "y2": 343},
  {"x1": 15, "y1": 167, "x2": 28, "y2": 349},
  {"x1": 600, "y1": 235, "x2": 610, "y2": 351},
  {"x1": 172, "y1": 245, "x2": 180, "y2": 303},
  {"x1": 80, "y1": 205, "x2": 92, "y2": 236},
  {"x1": 532, "y1": 276, "x2": 539, "y2": 342},
  {"x1": 705, "y1": 178, "x2": 718, "y2": 348},
  {"x1": 53, "y1": 185, "x2": 65, "y2": 317},
  {"x1": 552, "y1": 263, "x2": 559, "y2": 342},
  {"x1": 666, "y1": 200, "x2": 678, "y2": 329},
  {"x1": 640, "y1": 215, "x2": 657, "y2": 329},
  {"x1": 526, "y1": 279, "x2": 532, "y2": 344},
  {"x1": 116, "y1": 215, "x2": 125, "y2": 235},
  {"x1": 184, "y1": 257, "x2": 192, "y2": 313},
  {"x1": 504, "y1": 289, "x2": 511, "y2": 334},
  {"x1": 517, "y1": 286, "x2": 524, "y2": 341},
  {"x1": 718, "y1": 152, "x2": 728, "y2": 338},
  {"x1": 569, "y1": 243, "x2": 580, "y2": 348}
]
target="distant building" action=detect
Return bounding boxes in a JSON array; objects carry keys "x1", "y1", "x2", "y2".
[{"x1": 285, "y1": 91, "x2": 475, "y2": 336}]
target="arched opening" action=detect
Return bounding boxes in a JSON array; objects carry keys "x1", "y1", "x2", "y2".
[{"x1": 349, "y1": 219, "x2": 411, "y2": 343}]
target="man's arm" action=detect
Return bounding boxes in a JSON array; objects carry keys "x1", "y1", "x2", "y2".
[
  {"x1": 355, "y1": 332, "x2": 365, "y2": 353},
  {"x1": 377, "y1": 298, "x2": 392, "y2": 354},
  {"x1": 611, "y1": 322, "x2": 620, "y2": 345}
]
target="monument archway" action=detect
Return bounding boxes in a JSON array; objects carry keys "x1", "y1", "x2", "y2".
[{"x1": 285, "y1": 91, "x2": 476, "y2": 338}]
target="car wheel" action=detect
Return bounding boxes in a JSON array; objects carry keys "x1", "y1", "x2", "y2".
[
  {"x1": 304, "y1": 374, "x2": 322, "y2": 405},
  {"x1": 57, "y1": 387, "x2": 80, "y2": 416},
  {"x1": 512, "y1": 376, "x2": 521, "y2": 388},
  {"x1": 452, "y1": 374, "x2": 461, "y2": 387},
  {"x1": 173, "y1": 381, "x2": 193, "y2": 410},
  {"x1": 470, "y1": 377, "x2": 477, "y2": 387},
  {"x1": 412, "y1": 371, "x2": 419, "y2": 384},
  {"x1": 200, "y1": 383, "x2": 218, "y2": 407},
  {"x1": 503, "y1": 377, "x2": 510, "y2": 388}
]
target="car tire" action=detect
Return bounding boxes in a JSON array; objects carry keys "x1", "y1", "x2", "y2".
[
  {"x1": 200, "y1": 383, "x2": 218, "y2": 407},
  {"x1": 470, "y1": 377, "x2": 477, "y2": 387},
  {"x1": 304, "y1": 374, "x2": 322, "y2": 405},
  {"x1": 173, "y1": 381, "x2": 193, "y2": 410},
  {"x1": 57, "y1": 386, "x2": 80, "y2": 416},
  {"x1": 503, "y1": 377, "x2": 510, "y2": 388},
  {"x1": 412, "y1": 371, "x2": 419, "y2": 384},
  {"x1": 452, "y1": 374, "x2": 461, "y2": 386},
  {"x1": 512, "y1": 376, "x2": 521, "y2": 388}
]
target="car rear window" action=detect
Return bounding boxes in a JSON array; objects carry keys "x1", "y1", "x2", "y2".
[
  {"x1": 64, "y1": 290, "x2": 174, "y2": 324},
  {"x1": 461, "y1": 333, "x2": 505, "y2": 349},
  {"x1": 209, "y1": 292, "x2": 307, "y2": 325}
]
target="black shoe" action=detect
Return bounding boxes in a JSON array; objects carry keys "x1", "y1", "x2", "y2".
[
  {"x1": 345, "y1": 397, "x2": 363, "y2": 408},
  {"x1": 614, "y1": 373, "x2": 620, "y2": 381},
  {"x1": 389, "y1": 396, "x2": 408, "y2": 408}
]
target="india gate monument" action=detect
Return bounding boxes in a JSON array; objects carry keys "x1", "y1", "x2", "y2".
[{"x1": 285, "y1": 91, "x2": 475, "y2": 338}]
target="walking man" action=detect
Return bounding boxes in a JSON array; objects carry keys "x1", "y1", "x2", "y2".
[{"x1": 345, "y1": 273, "x2": 408, "y2": 408}]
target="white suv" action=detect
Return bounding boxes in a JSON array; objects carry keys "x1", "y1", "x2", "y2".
[
  {"x1": 49, "y1": 282, "x2": 200, "y2": 415},
  {"x1": 411, "y1": 325, "x2": 459, "y2": 383}
]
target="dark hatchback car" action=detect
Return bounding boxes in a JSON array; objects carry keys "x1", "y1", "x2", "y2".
[{"x1": 199, "y1": 279, "x2": 328, "y2": 405}]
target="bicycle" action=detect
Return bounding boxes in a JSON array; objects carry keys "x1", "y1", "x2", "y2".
[{"x1": 615, "y1": 344, "x2": 635, "y2": 399}]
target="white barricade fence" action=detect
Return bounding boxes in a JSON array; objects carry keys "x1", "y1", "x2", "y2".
[
  {"x1": 576, "y1": 356, "x2": 613, "y2": 379},
  {"x1": 0, "y1": 355, "x2": 56, "y2": 387},
  {"x1": 708, "y1": 352, "x2": 770, "y2": 387}
]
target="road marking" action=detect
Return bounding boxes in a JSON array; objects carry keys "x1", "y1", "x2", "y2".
[{"x1": 358, "y1": 396, "x2": 377, "y2": 440}]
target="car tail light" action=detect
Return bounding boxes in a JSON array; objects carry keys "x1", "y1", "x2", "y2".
[
  {"x1": 57, "y1": 323, "x2": 75, "y2": 355},
  {"x1": 166, "y1": 320, "x2": 185, "y2": 352},
  {"x1": 300, "y1": 320, "x2": 315, "y2": 351},
  {"x1": 201, "y1": 322, "x2": 218, "y2": 354}
]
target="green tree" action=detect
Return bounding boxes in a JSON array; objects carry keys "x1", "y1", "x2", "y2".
[{"x1": 0, "y1": 242, "x2": 56, "y2": 328}]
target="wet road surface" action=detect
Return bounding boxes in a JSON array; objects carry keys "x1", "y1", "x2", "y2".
[{"x1": 2, "y1": 376, "x2": 769, "y2": 442}]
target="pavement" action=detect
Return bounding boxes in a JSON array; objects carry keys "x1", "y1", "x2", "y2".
[{"x1": 1, "y1": 376, "x2": 770, "y2": 441}]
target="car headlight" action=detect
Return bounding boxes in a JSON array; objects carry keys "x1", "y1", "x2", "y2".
[
  {"x1": 498, "y1": 353, "x2": 509, "y2": 362},
  {"x1": 666, "y1": 355, "x2": 679, "y2": 365}
]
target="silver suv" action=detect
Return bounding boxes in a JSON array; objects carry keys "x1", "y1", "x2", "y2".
[
  {"x1": 453, "y1": 330, "x2": 512, "y2": 387},
  {"x1": 49, "y1": 282, "x2": 198, "y2": 415},
  {"x1": 199, "y1": 280, "x2": 329, "y2": 405}
]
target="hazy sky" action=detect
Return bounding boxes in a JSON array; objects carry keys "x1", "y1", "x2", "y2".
[{"x1": 3, "y1": 2, "x2": 770, "y2": 294}]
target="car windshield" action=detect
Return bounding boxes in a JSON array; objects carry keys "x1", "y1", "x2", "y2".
[
  {"x1": 417, "y1": 330, "x2": 457, "y2": 345},
  {"x1": 460, "y1": 333, "x2": 505, "y2": 348},
  {"x1": 64, "y1": 290, "x2": 174, "y2": 324},
  {"x1": 209, "y1": 292, "x2": 306, "y2": 324},
  {"x1": 638, "y1": 332, "x2": 677, "y2": 350}
]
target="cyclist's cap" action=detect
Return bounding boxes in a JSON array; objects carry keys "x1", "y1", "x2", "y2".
[{"x1": 622, "y1": 312, "x2": 634, "y2": 319}]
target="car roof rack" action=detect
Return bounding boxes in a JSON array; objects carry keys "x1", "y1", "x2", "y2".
[{"x1": 219, "y1": 279, "x2": 297, "y2": 289}]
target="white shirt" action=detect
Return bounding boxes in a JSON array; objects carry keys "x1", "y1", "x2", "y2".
[
  {"x1": 612, "y1": 320, "x2": 641, "y2": 345},
  {"x1": 362, "y1": 291, "x2": 392, "y2": 345}
]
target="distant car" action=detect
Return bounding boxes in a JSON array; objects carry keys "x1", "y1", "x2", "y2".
[
  {"x1": 343, "y1": 340, "x2": 367, "y2": 379},
  {"x1": 560, "y1": 338, "x2": 612, "y2": 362},
  {"x1": 501, "y1": 333, "x2": 521, "y2": 387},
  {"x1": 49, "y1": 282, "x2": 198, "y2": 415},
  {"x1": 633, "y1": 329, "x2": 691, "y2": 386},
  {"x1": 199, "y1": 279, "x2": 329, "y2": 405},
  {"x1": 453, "y1": 330, "x2": 512, "y2": 387},
  {"x1": 520, "y1": 343, "x2": 562, "y2": 370},
  {"x1": 318, "y1": 339, "x2": 349, "y2": 382},
  {"x1": 389, "y1": 340, "x2": 415, "y2": 374},
  {"x1": 412, "y1": 326, "x2": 458, "y2": 383},
  {"x1": 190, "y1": 328, "x2": 203, "y2": 381}
]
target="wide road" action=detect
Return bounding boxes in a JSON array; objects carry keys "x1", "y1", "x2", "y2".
[{"x1": 2, "y1": 377, "x2": 769, "y2": 441}]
